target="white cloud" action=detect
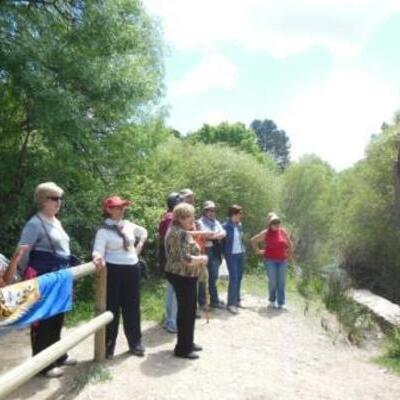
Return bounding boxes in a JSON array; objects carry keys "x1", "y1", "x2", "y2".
[
  {"x1": 144, "y1": 0, "x2": 400, "y2": 168},
  {"x1": 145, "y1": 0, "x2": 400, "y2": 58},
  {"x1": 199, "y1": 110, "x2": 230, "y2": 126},
  {"x1": 170, "y1": 109, "x2": 231, "y2": 134},
  {"x1": 171, "y1": 54, "x2": 236, "y2": 97},
  {"x1": 278, "y1": 68, "x2": 400, "y2": 170}
]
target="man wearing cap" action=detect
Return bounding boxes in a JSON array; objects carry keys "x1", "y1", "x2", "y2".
[
  {"x1": 197, "y1": 201, "x2": 226, "y2": 309},
  {"x1": 92, "y1": 196, "x2": 147, "y2": 358},
  {"x1": 179, "y1": 188, "x2": 195, "y2": 205}
]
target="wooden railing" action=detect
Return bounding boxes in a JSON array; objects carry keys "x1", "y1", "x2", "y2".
[{"x1": 0, "y1": 262, "x2": 112, "y2": 400}]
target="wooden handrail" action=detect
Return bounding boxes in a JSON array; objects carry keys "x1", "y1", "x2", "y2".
[
  {"x1": 0, "y1": 262, "x2": 111, "y2": 399},
  {"x1": 0, "y1": 311, "x2": 113, "y2": 400}
]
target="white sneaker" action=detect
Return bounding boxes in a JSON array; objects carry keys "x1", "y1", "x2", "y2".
[
  {"x1": 60, "y1": 357, "x2": 77, "y2": 366},
  {"x1": 44, "y1": 367, "x2": 64, "y2": 378},
  {"x1": 268, "y1": 301, "x2": 276, "y2": 309},
  {"x1": 278, "y1": 305, "x2": 288, "y2": 311},
  {"x1": 227, "y1": 306, "x2": 238, "y2": 315}
]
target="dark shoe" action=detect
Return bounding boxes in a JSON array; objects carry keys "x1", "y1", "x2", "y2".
[
  {"x1": 130, "y1": 343, "x2": 145, "y2": 357},
  {"x1": 174, "y1": 351, "x2": 199, "y2": 360},
  {"x1": 163, "y1": 325, "x2": 177, "y2": 334},
  {"x1": 192, "y1": 343, "x2": 203, "y2": 352},
  {"x1": 210, "y1": 303, "x2": 224, "y2": 309},
  {"x1": 195, "y1": 312, "x2": 201, "y2": 319}
]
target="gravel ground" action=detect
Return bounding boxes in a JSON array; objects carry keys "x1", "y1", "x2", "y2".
[{"x1": 2, "y1": 294, "x2": 400, "y2": 400}]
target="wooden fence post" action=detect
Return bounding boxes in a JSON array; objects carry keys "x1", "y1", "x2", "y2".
[{"x1": 94, "y1": 266, "x2": 107, "y2": 362}]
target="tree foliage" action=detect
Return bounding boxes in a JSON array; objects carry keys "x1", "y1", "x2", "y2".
[
  {"x1": 280, "y1": 154, "x2": 337, "y2": 272},
  {"x1": 250, "y1": 119, "x2": 291, "y2": 169},
  {"x1": 0, "y1": 0, "x2": 165, "y2": 255},
  {"x1": 330, "y1": 122, "x2": 400, "y2": 302},
  {"x1": 188, "y1": 122, "x2": 261, "y2": 157},
  {"x1": 143, "y1": 140, "x2": 280, "y2": 237}
]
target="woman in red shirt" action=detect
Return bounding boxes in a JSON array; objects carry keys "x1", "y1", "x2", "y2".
[{"x1": 250, "y1": 213, "x2": 293, "y2": 309}]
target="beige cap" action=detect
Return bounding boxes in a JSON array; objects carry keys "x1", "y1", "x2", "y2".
[
  {"x1": 267, "y1": 212, "x2": 280, "y2": 225},
  {"x1": 179, "y1": 188, "x2": 194, "y2": 198},
  {"x1": 203, "y1": 200, "x2": 216, "y2": 210}
]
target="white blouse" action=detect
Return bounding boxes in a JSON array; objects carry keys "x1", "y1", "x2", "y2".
[{"x1": 92, "y1": 219, "x2": 147, "y2": 265}]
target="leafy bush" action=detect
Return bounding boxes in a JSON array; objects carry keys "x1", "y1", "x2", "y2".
[
  {"x1": 142, "y1": 140, "x2": 280, "y2": 270},
  {"x1": 330, "y1": 122, "x2": 400, "y2": 303}
]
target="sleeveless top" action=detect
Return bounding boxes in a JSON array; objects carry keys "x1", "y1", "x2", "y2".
[{"x1": 264, "y1": 228, "x2": 289, "y2": 261}]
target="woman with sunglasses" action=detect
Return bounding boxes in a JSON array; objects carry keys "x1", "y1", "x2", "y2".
[
  {"x1": 16, "y1": 182, "x2": 76, "y2": 378},
  {"x1": 92, "y1": 196, "x2": 147, "y2": 359},
  {"x1": 250, "y1": 213, "x2": 293, "y2": 310}
]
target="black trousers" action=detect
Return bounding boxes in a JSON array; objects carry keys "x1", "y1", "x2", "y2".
[
  {"x1": 166, "y1": 272, "x2": 198, "y2": 355},
  {"x1": 31, "y1": 313, "x2": 68, "y2": 372},
  {"x1": 106, "y1": 263, "x2": 141, "y2": 355}
]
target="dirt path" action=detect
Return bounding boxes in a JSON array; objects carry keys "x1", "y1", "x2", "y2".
[{"x1": 2, "y1": 293, "x2": 400, "y2": 400}]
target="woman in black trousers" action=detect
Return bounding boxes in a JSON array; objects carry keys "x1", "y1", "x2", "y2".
[
  {"x1": 164, "y1": 202, "x2": 208, "y2": 359},
  {"x1": 92, "y1": 196, "x2": 147, "y2": 358}
]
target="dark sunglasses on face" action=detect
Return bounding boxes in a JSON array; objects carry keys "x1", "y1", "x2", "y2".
[
  {"x1": 48, "y1": 196, "x2": 62, "y2": 202},
  {"x1": 271, "y1": 220, "x2": 281, "y2": 225}
]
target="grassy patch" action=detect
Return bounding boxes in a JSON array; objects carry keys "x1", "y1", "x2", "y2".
[
  {"x1": 141, "y1": 278, "x2": 166, "y2": 322},
  {"x1": 66, "y1": 301, "x2": 95, "y2": 327},
  {"x1": 67, "y1": 278, "x2": 167, "y2": 326},
  {"x1": 242, "y1": 272, "x2": 267, "y2": 297},
  {"x1": 71, "y1": 364, "x2": 112, "y2": 393},
  {"x1": 67, "y1": 268, "x2": 299, "y2": 327},
  {"x1": 375, "y1": 356, "x2": 400, "y2": 374},
  {"x1": 295, "y1": 272, "x2": 377, "y2": 345},
  {"x1": 375, "y1": 329, "x2": 400, "y2": 374}
]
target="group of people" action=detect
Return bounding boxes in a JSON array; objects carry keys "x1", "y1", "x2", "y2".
[
  {"x1": 156, "y1": 187, "x2": 293, "y2": 360},
  {"x1": 0, "y1": 181, "x2": 293, "y2": 375}
]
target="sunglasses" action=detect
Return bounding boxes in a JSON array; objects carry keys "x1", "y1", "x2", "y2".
[{"x1": 48, "y1": 196, "x2": 62, "y2": 202}]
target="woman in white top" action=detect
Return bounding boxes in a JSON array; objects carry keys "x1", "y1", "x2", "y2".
[{"x1": 92, "y1": 196, "x2": 147, "y2": 358}]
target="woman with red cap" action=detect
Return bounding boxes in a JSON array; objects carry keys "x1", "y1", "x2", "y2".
[{"x1": 92, "y1": 196, "x2": 147, "y2": 358}]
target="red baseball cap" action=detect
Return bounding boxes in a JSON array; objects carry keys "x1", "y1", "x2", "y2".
[{"x1": 102, "y1": 196, "x2": 133, "y2": 211}]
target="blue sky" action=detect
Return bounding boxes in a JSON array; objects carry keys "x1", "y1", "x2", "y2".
[{"x1": 144, "y1": 0, "x2": 400, "y2": 170}]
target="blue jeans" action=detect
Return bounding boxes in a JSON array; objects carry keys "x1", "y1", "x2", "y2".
[
  {"x1": 198, "y1": 249, "x2": 222, "y2": 306},
  {"x1": 264, "y1": 260, "x2": 288, "y2": 306},
  {"x1": 226, "y1": 253, "x2": 244, "y2": 306},
  {"x1": 163, "y1": 281, "x2": 177, "y2": 331}
]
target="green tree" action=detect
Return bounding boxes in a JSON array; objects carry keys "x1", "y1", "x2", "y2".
[
  {"x1": 330, "y1": 121, "x2": 400, "y2": 302},
  {"x1": 188, "y1": 122, "x2": 261, "y2": 158},
  {"x1": 0, "y1": 0, "x2": 165, "y2": 254},
  {"x1": 250, "y1": 119, "x2": 291, "y2": 169},
  {"x1": 280, "y1": 154, "x2": 336, "y2": 273}
]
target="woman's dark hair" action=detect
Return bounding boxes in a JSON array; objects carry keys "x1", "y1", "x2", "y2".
[{"x1": 228, "y1": 204, "x2": 243, "y2": 217}]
